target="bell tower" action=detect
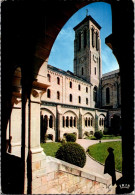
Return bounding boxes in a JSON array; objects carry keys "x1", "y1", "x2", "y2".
[{"x1": 73, "y1": 15, "x2": 102, "y2": 108}]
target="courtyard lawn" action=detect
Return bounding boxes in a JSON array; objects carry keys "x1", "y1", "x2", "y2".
[
  {"x1": 87, "y1": 141, "x2": 122, "y2": 172},
  {"x1": 86, "y1": 135, "x2": 121, "y2": 140},
  {"x1": 41, "y1": 142, "x2": 62, "y2": 157}
]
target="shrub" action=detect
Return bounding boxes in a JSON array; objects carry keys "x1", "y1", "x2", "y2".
[
  {"x1": 66, "y1": 133, "x2": 76, "y2": 142},
  {"x1": 61, "y1": 137, "x2": 66, "y2": 145},
  {"x1": 55, "y1": 142, "x2": 86, "y2": 168},
  {"x1": 84, "y1": 131, "x2": 89, "y2": 137},
  {"x1": 94, "y1": 131, "x2": 103, "y2": 140}
]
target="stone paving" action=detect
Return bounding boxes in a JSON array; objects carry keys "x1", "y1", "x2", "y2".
[{"x1": 76, "y1": 139, "x2": 122, "y2": 181}]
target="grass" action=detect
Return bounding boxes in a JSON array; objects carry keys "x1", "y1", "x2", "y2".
[
  {"x1": 87, "y1": 141, "x2": 122, "y2": 172},
  {"x1": 41, "y1": 142, "x2": 62, "y2": 157},
  {"x1": 86, "y1": 135, "x2": 121, "y2": 140}
]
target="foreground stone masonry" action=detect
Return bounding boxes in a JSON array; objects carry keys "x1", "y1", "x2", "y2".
[{"x1": 32, "y1": 156, "x2": 113, "y2": 194}]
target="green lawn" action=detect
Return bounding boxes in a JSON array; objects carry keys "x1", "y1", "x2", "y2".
[
  {"x1": 88, "y1": 141, "x2": 122, "y2": 172},
  {"x1": 41, "y1": 142, "x2": 62, "y2": 157},
  {"x1": 86, "y1": 135, "x2": 121, "y2": 140}
]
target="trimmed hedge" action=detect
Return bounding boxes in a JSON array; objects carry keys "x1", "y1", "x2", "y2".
[
  {"x1": 55, "y1": 142, "x2": 86, "y2": 168},
  {"x1": 66, "y1": 133, "x2": 76, "y2": 142},
  {"x1": 94, "y1": 131, "x2": 103, "y2": 140}
]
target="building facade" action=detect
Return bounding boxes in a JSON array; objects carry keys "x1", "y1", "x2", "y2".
[{"x1": 7, "y1": 15, "x2": 121, "y2": 156}]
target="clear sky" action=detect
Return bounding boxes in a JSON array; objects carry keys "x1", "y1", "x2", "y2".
[{"x1": 48, "y1": 2, "x2": 119, "y2": 74}]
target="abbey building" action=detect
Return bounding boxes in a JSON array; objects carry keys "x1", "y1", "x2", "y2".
[{"x1": 7, "y1": 15, "x2": 121, "y2": 156}]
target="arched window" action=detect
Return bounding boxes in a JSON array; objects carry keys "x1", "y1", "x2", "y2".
[
  {"x1": 70, "y1": 117, "x2": 73, "y2": 127},
  {"x1": 47, "y1": 74, "x2": 51, "y2": 82},
  {"x1": 74, "y1": 117, "x2": 76, "y2": 127},
  {"x1": 78, "y1": 96, "x2": 81, "y2": 104},
  {"x1": 86, "y1": 87, "x2": 88, "y2": 93},
  {"x1": 47, "y1": 89, "x2": 51, "y2": 98},
  {"x1": 96, "y1": 32, "x2": 99, "y2": 51},
  {"x1": 86, "y1": 98, "x2": 88, "y2": 105},
  {"x1": 106, "y1": 87, "x2": 110, "y2": 104},
  {"x1": 78, "y1": 84, "x2": 81, "y2": 91},
  {"x1": 85, "y1": 117, "x2": 88, "y2": 127},
  {"x1": 91, "y1": 118, "x2": 93, "y2": 126},
  {"x1": 49, "y1": 115, "x2": 53, "y2": 128},
  {"x1": 102, "y1": 118, "x2": 104, "y2": 126},
  {"x1": 57, "y1": 77, "x2": 60, "y2": 85},
  {"x1": 99, "y1": 118, "x2": 101, "y2": 126},
  {"x1": 93, "y1": 86, "x2": 97, "y2": 102},
  {"x1": 91, "y1": 28, "x2": 94, "y2": 48},
  {"x1": 78, "y1": 33, "x2": 81, "y2": 51},
  {"x1": 88, "y1": 118, "x2": 90, "y2": 126},
  {"x1": 84, "y1": 29, "x2": 87, "y2": 48},
  {"x1": 82, "y1": 67, "x2": 84, "y2": 75},
  {"x1": 94, "y1": 32, "x2": 96, "y2": 48},
  {"x1": 63, "y1": 116, "x2": 65, "y2": 128},
  {"x1": 69, "y1": 94, "x2": 72, "y2": 102},
  {"x1": 69, "y1": 81, "x2": 72, "y2": 88},
  {"x1": 57, "y1": 91, "x2": 60, "y2": 100},
  {"x1": 66, "y1": 117, "x2": 69, "y2": 127}
]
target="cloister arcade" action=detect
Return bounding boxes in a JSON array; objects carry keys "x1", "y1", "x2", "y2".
[{"x1": 1, "y1": 0, "x2": 134, "y2": 194}]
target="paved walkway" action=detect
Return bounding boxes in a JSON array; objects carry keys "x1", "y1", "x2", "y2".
[{"x1": 76, "y1": 139, "x2": 122, "y2": 181}]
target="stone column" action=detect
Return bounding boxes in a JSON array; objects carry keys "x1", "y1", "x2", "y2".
[
  {"x1": 57, "y1": 105, "x2": 63, "y2": 140},
  {"x1": 78, "y1": 108, "x2": 83, "y2": 138},
  {"x1": 29, "y1": 89, "x2": 46, "y2": 194},
  {"x1": 95, "y1": 111, "x2": 99, "y2": 131}
]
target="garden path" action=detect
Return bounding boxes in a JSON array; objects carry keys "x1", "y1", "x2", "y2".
[{"x1": 76, "y1": 139, "x2": 122, "y2": 181}]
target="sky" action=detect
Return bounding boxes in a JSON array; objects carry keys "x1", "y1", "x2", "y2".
[{"x1": 48, "y1": 2, "x2": 119, "y2": 74}]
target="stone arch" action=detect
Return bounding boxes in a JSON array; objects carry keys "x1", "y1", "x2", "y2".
[{"x1": 40, "y1": 108, "x2": 56, "y2": 142}]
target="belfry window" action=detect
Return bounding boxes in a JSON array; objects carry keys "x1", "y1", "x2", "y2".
[
  {"x1": 84, "y1": 29, "x2": 87, "y2": 48},
  {"x1": 69, "y1": 94, "x2": 72, "y2": 102},
  {"x1": 93, "y1": 86, "x2": 97, "y2": 102},
  {"x1": 92, "y1": 28, "x2": 94, "y2": 48},
  {"x1": 96, "y1": 32, "x2": 98, "y2": 51},
  {"x1": 47, "y1": 89, "x2": 51, "y2": 98},
  {"x1": 106, "y1": 87, "x2": 110, "y2": 104},
  {"x1": 78, "y1": 33, "x2": 81, "y2": 51},
  {"x1": 86, "y1": 87, "x2": 88, "y2": 93}
]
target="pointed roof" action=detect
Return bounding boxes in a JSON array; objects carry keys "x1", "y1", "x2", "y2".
[{"x1": 73, "y1": 15, "x2": 101, "y2": 30}]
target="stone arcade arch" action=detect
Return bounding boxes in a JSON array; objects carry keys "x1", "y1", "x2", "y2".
[
  {"x1": 40, "y1": 109, "x2": 56, "y2": 142},
  {"x1": 61, "y1": 110, "x2": 78, "y2": 139},
  {"x1": 2, "y1": 1, "x2": 134, "y2": 194},
  {"x1": 83, "y1": 112, "x2": 94, "y2": 137}
]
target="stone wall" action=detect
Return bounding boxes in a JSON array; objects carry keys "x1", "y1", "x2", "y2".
[{"x1": 32, "y1": 156, "x2": 113, "y2": 194}]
